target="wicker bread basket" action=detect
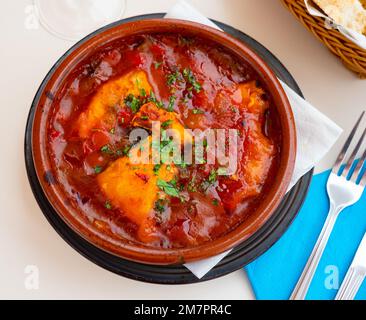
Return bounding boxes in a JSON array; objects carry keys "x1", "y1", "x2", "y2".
[{"x1": 281, "y1": 0, "x2": 366, "y2": 78}]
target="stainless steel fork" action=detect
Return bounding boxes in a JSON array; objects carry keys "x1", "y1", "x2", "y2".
[{"x1": 290, "y1": 112, "x2": 366, "y2": 300}]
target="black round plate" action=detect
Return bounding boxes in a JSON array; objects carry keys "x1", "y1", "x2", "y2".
[{"x1": 25, "y1": 13, "x2": 313, "y2": 284}]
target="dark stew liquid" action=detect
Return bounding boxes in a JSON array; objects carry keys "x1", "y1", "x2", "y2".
[{"x1": 47, "y1": 34, "x2": 282, "y2": 248}]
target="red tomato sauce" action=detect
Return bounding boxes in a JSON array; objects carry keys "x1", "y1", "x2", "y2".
[{"x1": 46, "y1": 34, "x2": 282, "y2": 248}]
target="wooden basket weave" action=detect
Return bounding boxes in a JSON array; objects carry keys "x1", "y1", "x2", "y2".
[{"x1": 281, "y1": 0, "x2": 366, "y2": 78}]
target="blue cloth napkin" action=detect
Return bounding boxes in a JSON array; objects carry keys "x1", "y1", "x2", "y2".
[{"x1": 245, "y1": 170, "x2": 366, "y2": 300}]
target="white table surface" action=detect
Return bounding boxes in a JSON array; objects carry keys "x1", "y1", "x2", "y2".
[{"x1": 1, "y1": 0, "x2": 365, "y2": 300}]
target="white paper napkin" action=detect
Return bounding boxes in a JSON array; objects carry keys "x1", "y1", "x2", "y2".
[
  {"x1": 304, "y1": 0, "x2": 366, "y2": 50},
  {"x1": 165, "y1": 0, "x2": 342, "y2": 279}
]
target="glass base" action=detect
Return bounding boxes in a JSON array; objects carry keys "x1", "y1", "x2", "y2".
[{"x1": 34, "y1": 0, "x2": 126, "y2": 41}]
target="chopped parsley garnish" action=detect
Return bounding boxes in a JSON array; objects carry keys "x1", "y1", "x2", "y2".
[
  {"x1": 153, "y1": 164, "x2": 162, "y2": 175},
  {"x1": 178, "y1": 162, "x2": 188, "y2": 169},
  {"x1": 186, "y1": 90, "x2": 193, "y2": 99},
  {"x1": 180, "y1": 97, "x2": 189, "y2": 104},
  {"x1": 183, "y1": 68, "x2": 202, "y2": 93},
  {"x1": 124, "y1": 94, "x2": 142, "y2": 113},
  {"x1": 154, "y1": 198, "x2": 166, "y2": 214},
  {"x1": 140, "y1": 115, "x2": 149, "y2": 120},
  {"x1": 101, "y1": 144, "x2": 130, "y2": 158},
  {"x1": 182, "y1": 68, "x2": 192, "y2": 80},
  {"x1": 166, "y1": 68, "x2": 202, "y2": 96},
  {"x1": 160, "y1": 134, "x2": 175, "y2": 151},
  {"x1": 148, "y1": 91, "x2": 156, "y2": 101},
  {"x1": 167, "y1": 96, "x2": 176, "y2": 112},
  {"x1": 94, "y1": 165, "x2": 102, "y2": 174},
  {"x1": 203, "y1": 139, "x2": 208, "y2": 148},
  {"x1": 104, "y1": 201, "x2": 112, "y2": 210},
  {"x1": 157, "y1": 179, "x2": 180, "y2": 198},
  {"x1": 139, "y1": 88, "x2": 147, "y2": 97},
  {"x1": 167, "y1": 70, "x2": 182, "y2": 86},
  {"x1": 147, "y1": 91, "x2": 165, "y2": 109},
  {"x1": 153, "y1": 61, "x2": 163, "y2": 69},
  {"x1": 192, "y1": 82, "x2": 202, "y2": 93},
  {"x1": 192, "y1": 109, "x2": 204, "y2": 115},
  {"x1": 122, "y1": 145, "x2": 131, "y2": 156},
  {"x1": 187, "y1": 176, "x2": 197, "y2": 192},
  {"x1": 201, "y1": 169, "x2": 218, "y2": 192},
  {"x1": 208, "y1": 169, "x2": 218, "y2": 184},
  {"x1": 100, "y1": 145, "x2": 113, "y2": 154},
  {"x1": 212, "y1": 199, "x2": 219, "y2": 206},
  {"x1": 161, "y1": 119, "x2": 173, "y2": 129},
  {"x1": 124, "y1": 91, "x2": 165, "y2": 113}
]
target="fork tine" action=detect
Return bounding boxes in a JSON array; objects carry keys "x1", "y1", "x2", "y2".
[
  {"x1": 333, "y1": 112, "x2": 365, "y2": 175},
  {"x1": 350, "y1": 145, "x2": 366, "y2": 183},
  {"x1": 357, "y1": 157, "x2": 366, "y2": 186},
  {"x1": 360, "y1": 170, "x2": 366, "y2": 186},
  {"x1": 342, "y1": 127, "x2": 366, "y2": 179}
]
